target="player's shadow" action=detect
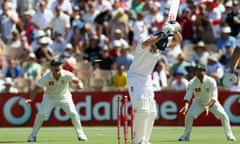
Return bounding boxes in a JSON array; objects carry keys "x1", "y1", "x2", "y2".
[
  {"x1": 0, "y1": 139, "x2": 76, "y2": 143},
  {"x1": 152, "y1": 140, "x2": 182, "y2": 143},
  {"x1": 0, "y1": 141, "x2": 26, "y2": 143}
]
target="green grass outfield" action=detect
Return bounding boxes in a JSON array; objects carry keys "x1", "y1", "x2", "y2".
[{"x1": 0, "y1": 126, "x2": 239, "y2": 144}]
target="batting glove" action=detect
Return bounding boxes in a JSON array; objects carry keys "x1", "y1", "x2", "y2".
[
  {"x1": 162, "y1": 23, "x2": 175, "y2": 36},
  {"x1": 169, "y1": 21, "x2": 182, "y2": 33}
]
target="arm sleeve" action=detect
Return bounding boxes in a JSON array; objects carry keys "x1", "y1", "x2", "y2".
[
  {"x1": 184, "y1": 82, "x2": 193, "y2": 102},
  {"x1": 37, "y1": 76, "x2": 47, "y2": 87},
  {"x1": 211, "y1": 79, "x2": 218, "y2": 101},
  {"x1": 66, "y1": 71, "x2": 76, "y2": 82}
]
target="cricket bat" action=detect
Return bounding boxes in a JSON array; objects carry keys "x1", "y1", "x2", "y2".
[
  {"x1": 156, "y1": 0, "x2": 181, "y2": 50},
  {"x1": 168, "y1": 0, "x2": 180, "y2": 22}
]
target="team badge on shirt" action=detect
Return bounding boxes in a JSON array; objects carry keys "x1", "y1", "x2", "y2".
[
  {"x1": 195, "y1": 87, "x2": 201, "y2": 92},
  {"x1": 49, "y1": 81, "x2": 54, "y2": 85}
]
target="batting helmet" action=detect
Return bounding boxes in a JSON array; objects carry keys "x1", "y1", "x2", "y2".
[
  {"x1": 153, "y1": 32, "x2": 168, "y2": 51},
  {"x1": 156, "y1": 37, "x2": 168, "y2": 51}
]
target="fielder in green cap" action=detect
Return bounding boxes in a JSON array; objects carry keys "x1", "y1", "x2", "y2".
[
  {"x1": 178, "y1": 63, "x2": 236, "y2": 141},
  {"x1": 25, "y1": 57, "x2": 88, "y2": 142}
]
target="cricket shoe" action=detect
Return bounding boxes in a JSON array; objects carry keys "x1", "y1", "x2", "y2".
[
  {"x1": 138, "y1": 141, "x2": 150, "y2": 144},
  {"x1": 227, "y1": 135, "x2": 236, "y2": 141},
  {"x1": 27, "y1": 135, "x2": 36, "y2": 142},
  {"x1": 78, "y1": 135, "x2": 88, "y2": 141},
  {"x1": 178, "y1": 134, "x2": 189, "y2": 141}
]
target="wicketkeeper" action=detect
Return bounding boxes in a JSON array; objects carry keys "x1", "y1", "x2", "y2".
[{"x1": 221, "y1": 34, "x2": 240, "y2": 88}]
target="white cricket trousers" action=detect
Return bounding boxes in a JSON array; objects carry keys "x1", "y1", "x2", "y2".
[
  {"x1": 127, "y1": 73, "x2": 157, "y2": 144},
  {"x1": 183, "y1": 100, "x2": 234, "y2": 138},
  {"x1": 30, "y1": 96, "x2": 85, "y2": 137}
]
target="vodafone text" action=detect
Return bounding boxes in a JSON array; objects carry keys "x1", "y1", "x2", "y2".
[{"x1": 2, "y1": 94, "x2": 240, "y2": 126}]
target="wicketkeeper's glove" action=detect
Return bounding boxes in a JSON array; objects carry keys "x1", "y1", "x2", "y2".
[{"x1": 220, "y1": 70, "x2": 238, "y2": 88}]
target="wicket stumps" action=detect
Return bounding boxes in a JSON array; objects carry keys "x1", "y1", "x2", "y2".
[{"x1": 117, "y1": 96, "x2": 134, "y2": 144}]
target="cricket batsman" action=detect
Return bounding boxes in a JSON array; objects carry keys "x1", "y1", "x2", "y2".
[
  {"x1": 127, "y1": 21, "x2": 182, "y2": 144},
  {"x1": 178, "y1": 63, "x2": 236, "y2": 141},
  {"x1": 25, "y1": 58, "x2": 87, "y2": 142}
]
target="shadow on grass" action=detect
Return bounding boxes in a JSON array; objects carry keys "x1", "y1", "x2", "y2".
[
  {"x1": 0, "y1": 141, "x2": 27, "y2": 143},
  {"x1": 0, "y1": 139, "x2": 77, "y2": 143}
]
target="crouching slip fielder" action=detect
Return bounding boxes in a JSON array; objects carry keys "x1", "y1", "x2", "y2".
[
  {"x1": 25, "y1": 58, "x2": 87, "y2": 142},
  {"x1": 179, "y1": 63, "x2": 236, "y2": 141},
  {"x1": 127, "y1": 22, "x2": 182, "y2": 144}
]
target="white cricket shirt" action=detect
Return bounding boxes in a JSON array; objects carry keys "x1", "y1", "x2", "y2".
[
  {"x1": 37, "y1": 69, "x2": 75, "y2": 98},
  {"x1": 184, "y1": 75, "x2": 218, "y2": 105},
  {"x1": 128, "y1": 37, "x2": 161, "y2": 76}
]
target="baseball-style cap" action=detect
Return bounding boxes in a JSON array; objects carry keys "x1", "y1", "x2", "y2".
[
  {"x1": 24, "y1": 9, "x2": 35, "y2": 16},
  {"x1": 174, "y1": 69, "x2": 185, "y2": 76},
  {"x1": 39, "y1": 37, "x2": 49, "y2": 45},
  {"x1": 65, "y1": 43, "x2": 73, "y2": 50},
  {"x1": 50, "y1": 58, "x2": 62, "y2": 66},
  {"x1": 35, "y1": 30, "x2": 45, "y2": 38},
  {"x1": 221, "y1": 26, "x2": 231, "y2": 33},
  {"x1": 4, "y1": 77, "x2": 14, "y2": 85},
  {"x1": 73, "y1": 6, "x2": 79, "y2": 11}
]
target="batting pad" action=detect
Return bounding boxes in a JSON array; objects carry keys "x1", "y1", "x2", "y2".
[
  {"x1": 133, "y1": 99, "x2": 156, "y2": 144},
  {"x1": 133, "y1": 99, "x2": 150, "y2": 143},
  {"x1": 145, "y1": 100, "x2": 157, "y2": 143},
  {"x1": 134, "y1": 99, "x2": 150, "y2": 112},
  {"x1": 134, "y1": 110, "x2": 149, "y2": 144},
  {"x1": 149, "y1": 100, "x2": 157, "y2": 113}
]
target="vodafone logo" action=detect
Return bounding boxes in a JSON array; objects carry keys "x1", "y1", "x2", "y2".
[
  {"x1": 3, "y1": 96, "x2": 32, "y2": 125},
  {"x1": 224, "y1": 95, "x2": 240, "y2": 123},
  {"x1": 2, "y1": 95, "x2": 178, "y2": 125}
]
